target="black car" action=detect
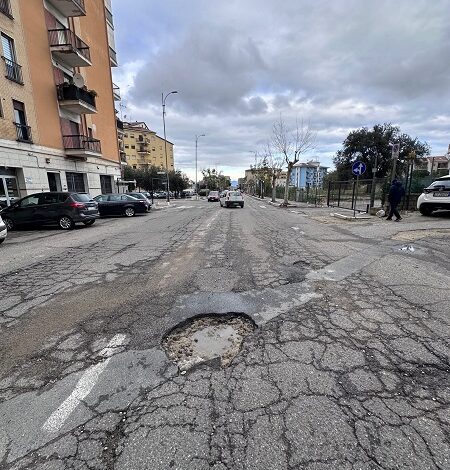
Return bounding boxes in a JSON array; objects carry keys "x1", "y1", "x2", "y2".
[
  {"x1": 0, "y1": 192, "x2": 99, "y2": 230},
  {"x1": 93, "y1": 194, "x2": 149, "y2": 217},
  {"x1": 126, "y1": 192, "x2": 152, "y2": 211}
]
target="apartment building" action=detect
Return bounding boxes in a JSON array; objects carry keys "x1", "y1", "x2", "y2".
[
  {"x1": 0, "y1": 0, "x2": 120, "y2": 205},
  {"x1": 290, "y1": 160, "x2": 328, "y2": 189},
  {"x1": 123, "y1": 121, "x2": 174, "y2": 171}
]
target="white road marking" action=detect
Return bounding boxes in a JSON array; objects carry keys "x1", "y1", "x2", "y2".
[
  {"x1": 259, "y1": 205, "x2": 267, "y2": 209},
  {"x1": 42, "y1": 334, "x2": 127, "y2": 433}
]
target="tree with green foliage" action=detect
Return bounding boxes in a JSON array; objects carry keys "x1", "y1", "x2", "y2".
[
  {"x1": 123, "y1": 166, "x2": 190, "y2": 195},
  {"x1": 333, "y1": 123, "x2": 430, "y2": 180},
  {"x1": 201, "y1": 168, "x2": 231, "y2": 191}
]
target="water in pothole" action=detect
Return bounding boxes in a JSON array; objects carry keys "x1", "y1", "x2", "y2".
[{"x1": 163, "y1": 314, "x2": 256, "y2": 371}]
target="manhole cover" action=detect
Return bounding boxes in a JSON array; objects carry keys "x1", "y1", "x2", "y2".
[{"x1": 162, "y1": 314, "x2": 256, "y2": 371}]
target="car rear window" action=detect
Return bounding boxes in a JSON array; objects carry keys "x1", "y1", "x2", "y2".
[
  {"x1": 429, "y1": 179, "x2": 450, "y2": 189},
  {"x1": 210, "y1": 191, "x2": 219, "y2": 196},
  {"x1": 71, "y1": 193, "x2": 92, "y2": 202},
  {"x1": 230, "y1": 191, "x2": 241, "y2": 196}
]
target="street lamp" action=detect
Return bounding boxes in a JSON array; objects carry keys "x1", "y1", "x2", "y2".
[
  {"x1": 195, "y1": 134, "x2": 205, "y2": 200},
  {"x1": 162, "y1": 90, "x2": 178, "y2": 202}
]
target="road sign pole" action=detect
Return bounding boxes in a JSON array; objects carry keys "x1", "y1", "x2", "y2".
[{"x1": 353, "y1": 175, "x2": 359, "y2": 218}]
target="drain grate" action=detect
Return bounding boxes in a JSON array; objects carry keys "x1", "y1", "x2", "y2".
[{"x1": 162, "y1": 313, "x2": 256, "y2": 371}]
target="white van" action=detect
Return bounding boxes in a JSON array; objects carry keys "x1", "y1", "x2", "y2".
[{"x1": 220, "y1": 190, "x2": 244, "y2": 208}]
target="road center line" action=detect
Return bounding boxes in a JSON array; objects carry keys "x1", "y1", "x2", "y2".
[{"x1": 42, "y1": 333, "x2": 127, "y2": 433}]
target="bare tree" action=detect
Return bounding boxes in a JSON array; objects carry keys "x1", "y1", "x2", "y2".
[
  {"x1": 260, "y1": 142, "x2": 284, "y2": 203},
  {"x1": 272, "y1": 117, "x2": 316, "y2": 206}
]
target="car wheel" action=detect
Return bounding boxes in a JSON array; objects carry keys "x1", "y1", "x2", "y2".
[
  {"x1": 83, "y1": 220, "x2": 95, "y2": 226},
  {"x1": 58, "y1": 215, "x2": 75, "y2": 230},
  {"x1": 0, "y1": 238, "x2": 5, "y2": 244},
  {"x1": 419, "y1": 205, "x2": 433, "y2": 216},
  {"x1": 125, "y1": 207, "x2": 135, "y2": 217},
  {"x1": 240, "y1": 203, "x2": 244, "y2": 208},
  {"x1": 3, "y1": 217, "x2": 13, "y2": 231}
]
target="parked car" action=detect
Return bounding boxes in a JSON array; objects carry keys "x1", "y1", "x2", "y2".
[
  {"x1": 417, "y1": 176, "x2": 450, "y2": 216},
  {"x1": 0, "y1": 215, "x2": 7, "y2": 244},
  {"x1": 0, "y1": 192, "x2": 98, "y2": 230},
  {"x1": 208, "y1": 191, "x2": 220, "y2": 202},
  {"x1": 220, "y1": 190, "x2": 244, "y2": 208},
  {"x1": 93, "y1": 193, "x2": 148, "y2": 217},
  {"x1": 126, "y1": 192, "x2": 152, "y2": 211},
  {"x1": 153, "y1": 191, "x2": 167, "y2": 199}
]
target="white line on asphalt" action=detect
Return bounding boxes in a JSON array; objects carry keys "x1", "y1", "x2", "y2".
[
  {"x1": 42, "y1": 333, "x2": 127, "y2": 434},
  {"x1": 259, "y1": 205, "x2": 267, "y2": 209}
]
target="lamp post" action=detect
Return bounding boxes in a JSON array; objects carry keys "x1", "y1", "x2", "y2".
[
  {"x1": 195, "y1": 134, "x2": 205, "y2": 200},
  {"x1": 162, "y1": 90, "x2": 178, "y2": 203}
]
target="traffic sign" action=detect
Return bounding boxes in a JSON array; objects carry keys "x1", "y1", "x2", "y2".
[{"x1": 352, "y1": 161, "x2": 366, "y2": 176}]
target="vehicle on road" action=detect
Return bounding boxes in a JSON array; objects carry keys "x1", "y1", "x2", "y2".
[
  {"x1": 220, "y1": 190, "x2": 244, "y2": 208},
  {"x1": 0, "y1": 215, "x2": 7, "y2": 244},
  {"x1": 0, "y1": 192, "x2": 99, "y2": 230},
  {"x1": 153, "y1": 191, "x2": 167, "y2": 199},
  {"x1": 208, "y1": 191, "x2": 220, "y2": 202},
  {"x1": 417, "y1": 176, "x2": 450, "y2": 216},
  {"x1": 126, "y1": 192, "x2": 152, "y2": 211},
  {"x1": 93, "y1": 193, "x2": 148, "y2": 217}
]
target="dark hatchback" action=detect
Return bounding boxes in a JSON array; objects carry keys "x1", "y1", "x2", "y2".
[
  {"x1": 0, "y1": 192, "x2": 99, "y2": 230},
  {"x1": 93, "y1": 194, "x2": 149, "y2": 217}
]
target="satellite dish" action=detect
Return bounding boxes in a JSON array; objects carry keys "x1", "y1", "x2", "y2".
[{"x1": 72, "y1": 73, "x2": 85, "y2": 88}]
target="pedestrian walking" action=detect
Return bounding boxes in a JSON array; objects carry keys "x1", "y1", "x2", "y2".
[{"x1": 386, "y1": 179, "x2": 405, "y2": 221}]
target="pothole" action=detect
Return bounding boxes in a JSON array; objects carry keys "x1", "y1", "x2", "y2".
[{"x1": 162, "y1": 313, "x2": 256, "y2": 371}]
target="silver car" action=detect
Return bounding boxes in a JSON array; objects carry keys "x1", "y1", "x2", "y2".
[{"x1": 0, "y1": 215, "x2": 7, "y2": 245}]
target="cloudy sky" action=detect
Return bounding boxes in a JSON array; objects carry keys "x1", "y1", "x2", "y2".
[{"x1": 111, "y1": 0, "x2": 450, "y2": 181}]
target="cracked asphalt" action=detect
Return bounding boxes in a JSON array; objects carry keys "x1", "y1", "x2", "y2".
[{"x1": 0, "y1": 197, "x2": 449, "y2": 469}]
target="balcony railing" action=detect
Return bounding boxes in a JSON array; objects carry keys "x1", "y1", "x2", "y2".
[
  {"x1": 3, "y1": 57, "x2": 23, "y2": 84},
  {"x1": 63, "y1": 135, "x2": 101, "y2": 153},
  {"x1": 57, "y1": 83, "x2": 96, "y2": 108},
  {"x1": 105, "y1": 7, "x2": 113, "y2": 26},
  {"x1": 113, "y1": 83, "x2": 121, "y2": 100},
  {"x1": 48, "y1": 28, "x2": 91, "y2": 63},
  {"x1": 109, "y1": 46, "x2": 118, "y2": 66},
  {"x1": 46, "y1": 0, "x2": 85, "y2": 17},
  {"x1": 0, "y1": 0, "x2": 13, "y2": 18},
  {"x1": 15, "y1": 123, "x2": 32, "y2": 143}
]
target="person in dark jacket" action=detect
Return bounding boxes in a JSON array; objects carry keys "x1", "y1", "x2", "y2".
[{"x1": 386, "y1": 179, "x2": 405, "y2": 221}]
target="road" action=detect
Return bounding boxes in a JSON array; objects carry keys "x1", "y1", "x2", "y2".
[{"x1": 0, "y1": 197, "x2": 449, "y2": 470}]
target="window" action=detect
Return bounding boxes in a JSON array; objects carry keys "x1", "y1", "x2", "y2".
[
  {"x1": 125, "y1": 144, "x2": 129, "y2": 148},
  {"x1": 130, "y1": 134, "x2": 134, "y2": 138},
  {"x1": 66, "y1": 172, "x2": 86, "y2": 193},
  {"x1": 124, "y1": 133, "x2": 128, "y2": 137},
  {"x1": 0, "y1": 98, "x2": 3, "y2": 118},
  {"x1": 1, "y1": 33, "x2": 22, "y2": 84},
  {"x1": 88, "y1": 127, "x2": 93, "y2": 138},
  {"x1": 0, "y1": 0, "x2": 13, "y2": 18},
  {"x1": 131, "y1": 145, "x2": 135, "y2": 149},
  {"x1": 133, "y1": 165, "x2": 136, "y2": 169},
  {"x1": 13, "y1": 100, "x2": 31, "y2": 142},
  {"x1": 19, "y1": 195, "x2": 40, "y2": 207}
]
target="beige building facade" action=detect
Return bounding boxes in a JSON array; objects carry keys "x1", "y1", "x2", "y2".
[
  {"x1": 0, "y1": 0, "x2": 121, "y2": 204},
  {"x1": 123, "y1": 121, "x2": 174, "y2": 171}
]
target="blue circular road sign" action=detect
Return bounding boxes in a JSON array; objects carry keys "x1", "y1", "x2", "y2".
[{"x1": 352, "y1": 161, "x2": 366, "y2": 176}]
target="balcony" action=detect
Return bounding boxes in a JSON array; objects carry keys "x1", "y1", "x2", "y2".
[
  {"x1": 2, "y1": 57, "x2": 23, "y2": 84},
  {"x1": 63, "y1": 135, "x2": 101, "y2": 158},
  {"x1": 109, "y1": 46, "x2": 118, "y2": 67},
  {"x1": 113, "y1": 83, "x2": 121, "y2": 101},
  {"x1": 46, "y1": 0, "x2": 85, "y2": 17},
  {"x1": 15, "y1": 123, "x2": 33, "y2": 143},
  {"x1": 48, "y1": 28, "x2": 91, "y2": 67},
  {"x1": 57, "y1": 83, "x2": 97, "y2": 114},
  {"x1": 116, "y1": 118, "x2": 124, "y2": 130},
  {"x1": 137, "y1": 146, "x2": 150, "y2": 154},
  {"x1": 0, "y1": 0, "x2": 13, "y2": 19}
]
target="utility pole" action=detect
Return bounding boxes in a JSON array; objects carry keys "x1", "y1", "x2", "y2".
[
  {"x1": 162, "y1": 91, "x2": 178, "y2": 203},
  {"x1": 195, "y1": 134, "x2": 205, "y2": 200}
]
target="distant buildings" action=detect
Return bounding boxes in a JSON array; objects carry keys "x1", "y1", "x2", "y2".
[
  {"x1": 0, "y1": 0, "x2": 121, "y2": 202},
  {"x1": 122, "y1": 122, "x2": 174, "y2": 171},
  {"x1": 290, "y1": 161, "x2": 328, "y2": 189},
  {"x1": 414, "y1": 154, "x2": 450, "y2": 175}
]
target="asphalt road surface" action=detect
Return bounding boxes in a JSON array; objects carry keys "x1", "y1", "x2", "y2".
[{"x1": 0, "y1": 198, "x2": 449, "y2": 470}]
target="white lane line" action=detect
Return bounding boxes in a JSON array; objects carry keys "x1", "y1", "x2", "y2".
[
  {"x1": 42, "y1": 334, "x2": 127, "y2": 434},
  {"x1": 259, "y1": 205, "x2": 267, "y2": 209}
]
